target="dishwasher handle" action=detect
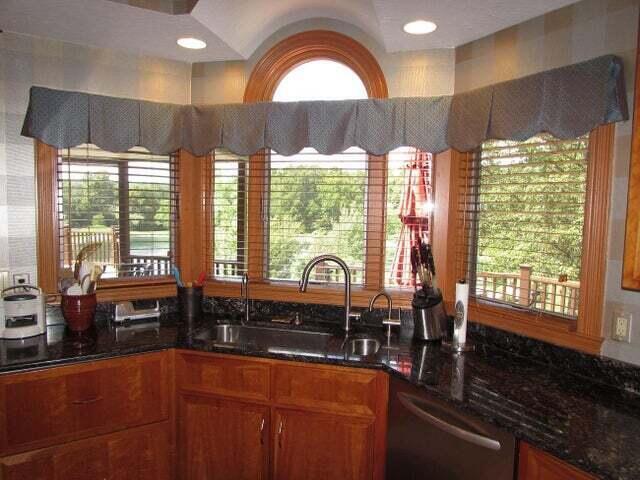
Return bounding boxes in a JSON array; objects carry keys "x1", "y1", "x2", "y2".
[{"x1": 397, "y1": 392, "x2": 502, "y2": 451}]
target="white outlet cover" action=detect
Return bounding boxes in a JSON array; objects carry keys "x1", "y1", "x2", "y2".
[{"x1": 612, "y1": 311, "x2": 632, "y2": 343}]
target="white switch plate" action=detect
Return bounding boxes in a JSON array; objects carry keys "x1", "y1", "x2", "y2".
[{"x1": 612, "y1": 310, "x2": 632, "y2": 343}]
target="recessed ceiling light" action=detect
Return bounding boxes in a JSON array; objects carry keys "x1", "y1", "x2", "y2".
[
  {"x1": 177, "y1": 37, "x2": 207, "y2": 49},
  {"x1": 403, "y1": 20, "x2": 437, "y2": 35}
]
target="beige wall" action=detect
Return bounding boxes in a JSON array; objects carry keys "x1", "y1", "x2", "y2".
[
  {"x1": 453, "y1": 0, "x2": 640, "y2": 365},
  {"x1": 0, "y1": 31, "x2": 191, "y2": 285},
  {"x1": 191, "y1": 18, "x2": 456, "y2": 104}
]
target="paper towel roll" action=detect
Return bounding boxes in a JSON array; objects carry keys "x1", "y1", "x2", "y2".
[{"x1": 454, "y1": 280, "x2": 469, "y2": 345}]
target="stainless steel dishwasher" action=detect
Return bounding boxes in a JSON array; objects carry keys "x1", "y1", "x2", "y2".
[{"x1": 387, "y1": 375, "x2": 516, "y2": 480}]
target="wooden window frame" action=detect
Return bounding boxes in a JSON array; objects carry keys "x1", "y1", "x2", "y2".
[
  {"x1": 35, "y1": 142, "x2": 203, "y2": 302},
  {"x1": 440, "y1": 126, "x2": 614, "y2": 354}
]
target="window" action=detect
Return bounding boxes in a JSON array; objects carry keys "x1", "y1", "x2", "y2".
[
  {"x1": 57, "y1": 144, "x2": 178, "y2": 279},
  {"x1": 385, "y1": 148, "x2": 434, "y2": 288},
  {"x1": 211, "y1": 149, "x2": 248, "y2": 279},
  {"x1": 211, "y1": 57, "x2": 433, "y2": 289},
  {"x1": 458, "y1": 134, "x2": 589, "y2": 319}
]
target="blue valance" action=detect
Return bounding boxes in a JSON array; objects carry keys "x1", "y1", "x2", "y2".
[{"x1": 21, "y1": 55, "x2": 628, "y2": 156}]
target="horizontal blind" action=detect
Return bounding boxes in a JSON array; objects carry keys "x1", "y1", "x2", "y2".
[
  {"x1": 458, "y1": 134, "x2": 589, "y2": 319},
  {"x1": 211, "y1": 149, "x2": 248, "y2": 279},
  {"x1": 385, "y1": 147, "x2": 434, "y2": 288},
  {"x1": 267, "y1": 147, "x2": 368, "y2": 285},
  {"x1": 57, "y1": 144, "x2": 178, "y2": 280}
]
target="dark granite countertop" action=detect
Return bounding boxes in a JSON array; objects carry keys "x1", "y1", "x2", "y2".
[{"x1": 1, "y1": 312, "x2": 639, "y2": 480}]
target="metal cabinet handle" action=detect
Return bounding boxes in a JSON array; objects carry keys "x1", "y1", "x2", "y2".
[
  {"x1": 277, "y1": 419, "x2": 284, "y2": 448},
  {"x1": 260, "y1": 417, "x2": 265, "y2": 445},
  {"x1": 71, "y1": 396, "x2": 103, "y2": 405},
  {"x1": 397, "y1": 392, "x2": 501, "y2": 451}
]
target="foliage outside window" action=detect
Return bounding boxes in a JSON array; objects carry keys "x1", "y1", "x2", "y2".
[
  {"x1": 463, "y1": 134, "x2": 589, "y2": 319},
  {"x1": 58, "y1": 144, "x2": 177, "y2": 279}
]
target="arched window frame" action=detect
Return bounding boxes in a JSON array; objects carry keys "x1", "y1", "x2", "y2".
[{"x1": 205, "y1": 30, "x2": 408, "y2": 308}]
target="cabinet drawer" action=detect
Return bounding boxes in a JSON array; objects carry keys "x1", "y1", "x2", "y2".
[
  {"x1": 0, "y1": 421, "x2": 171, "y2": 480},
  {"x1": 176, "y1": 351, "x2": 270, "y2": 402},
  {"x1": 273, "y1": 364, "x2": 379, "y2": 417},
  {"x1": 0, "y1": 351, "x2": 170, "y2": 455}
]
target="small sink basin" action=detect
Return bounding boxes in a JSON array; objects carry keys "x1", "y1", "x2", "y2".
[
  {"x1": 348, "y1": 338, "x2": 381, "y2": 356},
  {"x1": 213, "y1": 324, "x2": 240, "y2": 343}
]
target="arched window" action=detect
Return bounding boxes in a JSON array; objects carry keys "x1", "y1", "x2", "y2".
[{"x1": 211, "y1": 30, "x2": 434, "y2": 303}]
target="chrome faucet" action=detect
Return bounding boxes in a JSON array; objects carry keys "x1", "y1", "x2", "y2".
[
  {"x1": 241, "y1": 272, "x2": 250, "y2": 324},
  {"x1": 368, "y1": 291, "x2": 400, "y2": 339},
  {"x1": 299, "y1": 255, "x2": 354, "y2": 332}
]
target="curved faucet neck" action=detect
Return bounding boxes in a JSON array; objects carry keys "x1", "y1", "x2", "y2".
[{"x1": 298, "y1": 255, "x2": 352, "y2": 332}]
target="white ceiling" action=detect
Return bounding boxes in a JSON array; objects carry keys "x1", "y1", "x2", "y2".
[{"x1": 0, "y1": 0, "x2": 580, "y2": 63}]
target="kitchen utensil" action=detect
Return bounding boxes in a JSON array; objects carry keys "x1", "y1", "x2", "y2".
[{"x1": 172, "y1": 265, "x2": 184, "y2": 287}]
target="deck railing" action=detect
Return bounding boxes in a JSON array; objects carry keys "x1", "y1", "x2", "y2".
[
  {"x1": 63, "y1": 226, "x2": 171, "y2": 278},
  {"x1": 475, "y1": 265, "x2": 580, "y2": 318},
  {"x1": 212, "y1": 259, "x2": 364, "y2": 284}
]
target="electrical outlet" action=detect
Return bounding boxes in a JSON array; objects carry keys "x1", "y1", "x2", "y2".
[
  {"x1": 611, "y1": 310, "x2": 632, "y2": 343},
  {"x1": 12, "y1": 273, "x2": 30, "y2": 286}
]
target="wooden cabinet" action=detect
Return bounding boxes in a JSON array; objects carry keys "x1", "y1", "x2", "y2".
[
  {"x1": 0, "y1": 352, "x2": 172, "y2": 480},
  {"x1": 519, "y1": 443, "x2": 596, "y2": 480},
  {"x1": 0, "y1": 351, "x2": 170, "y2": 456},
  {"x1": 0, "y1": 416, "x2": 171, "y2": 480},
  {"x1": 175, "y1": 350, "x2": 388, "y2": 480},
  {"x1": 178, "y1": 393, "x2": 269, "y2": 480},
  {"x1": 272, "y1": 408, "x2": 374, "y2": 480}
]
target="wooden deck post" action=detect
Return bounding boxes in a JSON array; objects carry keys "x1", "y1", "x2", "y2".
[
  {"x1": 519, "y1": 264, "x2": 532, "y2": 306},
  {"x1": 63, "y1": 224, "x2": 72, "y2": 267}
]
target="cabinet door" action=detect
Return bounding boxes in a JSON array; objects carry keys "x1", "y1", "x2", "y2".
[
  {"x1": 273, "y1": 409, "x2": 374, "y2": 480},
  {"x1": 0, "y1": 422, "x2": 171, "y2": 480},
  {"x1": 178, "y1": 393, "x2": 269, "y2": 480},
  {"x1": 519, "y1": 443, "x2": 595, "y2": 480}
]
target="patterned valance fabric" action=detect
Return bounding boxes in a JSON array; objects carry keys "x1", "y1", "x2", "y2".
[{"x1": 21, "y1": 55, "x2": 627, "y2": 156}]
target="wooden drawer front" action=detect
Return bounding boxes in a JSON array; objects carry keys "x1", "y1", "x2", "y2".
[
  {"x1": 273, "y1": 364, "x2": 378, "y2": 417},
  {"x1": 0, "y1": 421, "x2": 171, "y2": 480},
  {"x1": 176, "y1": 352, "x2": 270, "y2": 402},
  {"x1": 0, "y1": 351, "x2": 169, "y2": 455}
]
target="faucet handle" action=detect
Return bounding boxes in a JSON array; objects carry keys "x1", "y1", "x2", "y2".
[
  {"x1": 349, "y1": 311, "x2": 361, "y2": 323},
  {"x1": 383, "y1": 308, "x2": 402, "y2": 327}
]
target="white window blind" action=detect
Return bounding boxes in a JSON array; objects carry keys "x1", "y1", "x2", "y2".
[
  {"x1": 385, "y1": 147, "x2": 434, "y2": 288},
  {"x1": 458, "y1": 134, "x2": 589, "y2": 319},
  {"x1": 267, "y1": 147, "x2": 368, "y2": 284},
  {"x1": 57, "y1": 144, "x2": 178, "y2": 279}
]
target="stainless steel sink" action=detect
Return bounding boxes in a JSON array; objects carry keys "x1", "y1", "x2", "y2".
[
  {"x1": 194, "y1": 323, "x2": 332, "y2": 355},
  {"x1": 347, "y1": 337, "x2": 381, "y2": 356}
]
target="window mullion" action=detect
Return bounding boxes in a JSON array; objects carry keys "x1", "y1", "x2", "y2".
[
  {"x1": 247, "y1": 150, "x2": 267, "y2": 281},
  {"x1": 365, "y1": 154, "x2": 387, "y2": 291}
]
